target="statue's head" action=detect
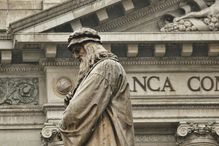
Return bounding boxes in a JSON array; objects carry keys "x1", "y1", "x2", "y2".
[
  {"x1": 67, "y1": 27, "x2": 102, "y2": 53},
  {"x1": 67, "y1": 28, "x2": 109, "y2": 80}
]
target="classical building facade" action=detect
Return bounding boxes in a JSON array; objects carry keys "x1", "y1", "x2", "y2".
[{"x1": 0, "y1": 0, "x2": 219, "y2": 145}]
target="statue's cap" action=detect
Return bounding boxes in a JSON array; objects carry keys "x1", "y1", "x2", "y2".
[{"x1": 67, "y1": 27, "x2": 101, "y2": 52}]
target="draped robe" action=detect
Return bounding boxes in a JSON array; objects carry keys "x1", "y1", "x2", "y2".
[{"x1": 59, "y1": 58, "x2": 135, "y2": 146}]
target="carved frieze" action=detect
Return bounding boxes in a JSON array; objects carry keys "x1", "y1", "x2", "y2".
[
  {"x1": 0, "y1": 77, "x2": 39, "y2": 105},
  {"x1": 39, "y1": 57, "x2": 219, "y2": 67}
]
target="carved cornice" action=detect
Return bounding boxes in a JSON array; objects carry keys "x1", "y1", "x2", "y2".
[
  {"x1": 0, "y1": 57, "x2": 217, "y2": 70},
  {"x1": 39, "y1": 58, "x2": 79, "y2": 67},
  {"x1": 39, "y1": 57, "x2": 219, "y2": 67},
  {"x1": 132, "y1": 104, "x2": 219, "y2": 110},
  {"x1": 0, "y1": 64, "x2": 42, "y2": 72},
  {"x1": 9, "y1": 0, "x2": 96, "y2": 33},
  {"x1": 95, "y1": 0, "x2": 181, "y2": 31},
  {"x1": 119, "y1": 57, "x2": 219, "y2": 65}
]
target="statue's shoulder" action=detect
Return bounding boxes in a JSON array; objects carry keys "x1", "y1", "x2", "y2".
[
  {"x1": 92, "y1": 58, "x2": 121, "y2": 74},
  {"x1": 97, "y1": 58, "x2": 120, "y2": 68}
]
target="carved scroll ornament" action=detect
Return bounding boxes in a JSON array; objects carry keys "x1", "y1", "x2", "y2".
[{"x1": 41, "y1": 123, "x2": 62, "y2": 146}]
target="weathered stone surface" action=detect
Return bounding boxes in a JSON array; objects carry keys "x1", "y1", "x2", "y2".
[
  {"x1": 1, "y1": 50, "x2": 12, "y2": 63},
  {"x1": 0, "y1": 129, "x2": 42, "y2": 146}
]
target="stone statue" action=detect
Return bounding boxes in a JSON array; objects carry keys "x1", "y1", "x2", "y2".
[
  {"x1": 58, "y1": 28, "x2": 135, "y2": 146},
  {"x1": 161, "y1": 0, "x2": 219, "y2": 32}
]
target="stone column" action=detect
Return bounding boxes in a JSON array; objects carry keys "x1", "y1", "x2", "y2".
[{"x1": 176, "y1": 122, "x2": 219, "y2": 146}]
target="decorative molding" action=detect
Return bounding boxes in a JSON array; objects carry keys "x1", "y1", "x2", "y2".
[
  {"x1": 119, "y1": 57, "x2": 219, "y2": 65},
  {"x1": 132, "y1": 104, "x2": 219, "y2": 110},
  {"x1": 95, "y1": 0, "x2": 181, "y2": 31},
  {"x1": 0, "y1": 57, "x2": 218, "y2": 68},
  {"x1": 39, "y1": 57, "x2": 219, "y2": 67},
  {"x1": 0, "y1": 64, "x2": 42, "y2": 72},
  {"x1": 9, "y1": 0, "x2": 96, "y2": 33},
  {"x1": 0, "y1": 77, "x2": 39, "y2": 105},
  {"x1": 0, "y1": 57, "x2": 217, "y2": 69},
  {"x1": 40, "y1": 58, "x2": 79, "y2": 67}
]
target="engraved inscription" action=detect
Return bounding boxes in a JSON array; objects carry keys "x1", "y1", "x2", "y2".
[{"x1": 127, "y1": 73, "x2": 219, "y2": 96}]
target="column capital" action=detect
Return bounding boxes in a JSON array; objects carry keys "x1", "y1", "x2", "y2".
[
  {"x1": 176, "y1": 121, "x2": 219, "y2": 146},
  {"x1": 41, "y1": 123, "x2": 63, "y2": 146}
]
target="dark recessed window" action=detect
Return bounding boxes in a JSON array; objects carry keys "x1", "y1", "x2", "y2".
[
  {"x1": 106, "y1": 3, "x2": 125, "y2": 19},
  {"x1": 56, "y1": 44, "x2": 72, "y2": 58},
  {"x1": 54, "y1": 23, "x2": 73, "y2": 32},
  {"x1": 192, "y1": 43, "x2": 208, "y2": 57},
  {"x1": 111, "y1": 44, "x2": 127, "y2": 57},
  {"x1": 138, "y1": 43, "x2": 154, "y2": 57},
  {"x1": 81, "y1": 13, "x2": 99, "y2": 28},
  {"x1": 132, "y1": 0, "x2": 150, "y2": 9},
  {"x1": 188, "y1": 1, "x2": 202, "y2": 11},
  {"x1": 12, "y1": 49, "x2": 23, "y2": 64},
  {"x1": 165, "y1": 43, "x2": 182, "y2": 57}
]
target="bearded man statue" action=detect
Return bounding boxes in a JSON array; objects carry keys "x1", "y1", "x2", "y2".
[{"x1": 58, "y1": 27, "x2": 135, "y2": 146}]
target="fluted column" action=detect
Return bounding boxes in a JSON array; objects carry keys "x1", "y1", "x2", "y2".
[{"x1": 176, "y1": 122, "x2": 219, "y2": 146}]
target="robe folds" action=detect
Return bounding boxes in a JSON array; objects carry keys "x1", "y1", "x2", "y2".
[{"x1": 59, "y1": 58, "x2": 135, "y2": 146}]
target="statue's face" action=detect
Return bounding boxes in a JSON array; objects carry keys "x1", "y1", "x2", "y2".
[{"x1": 72, "y1": 44, "x2": 86, "y2": 62}]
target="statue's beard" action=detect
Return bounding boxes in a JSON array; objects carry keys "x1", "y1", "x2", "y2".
[{"x1": 78, "y1": 55, "x2": 92, "y2": 80}]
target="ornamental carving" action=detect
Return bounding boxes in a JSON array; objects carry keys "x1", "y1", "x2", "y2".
[
  {"x1": 160, "y1": 0, "x2": 219, "y2": 32},
  {"x1": 41, "y1": 123, "x2": 62, "y2": 146},
  {"x1": 0, "y1": 78, "x2": 39, "y2": 105},
  {"x1": 176, "y1": 122, "x2": 219, "y2": 146}
]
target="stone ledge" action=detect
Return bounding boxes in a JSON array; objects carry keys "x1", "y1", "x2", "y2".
[
  {"x1": 13, "y1": 32, "x2": 219, "y2": 44},
  {"x1": 0, "y1": 124, "x2": 44, "y2": 130}
]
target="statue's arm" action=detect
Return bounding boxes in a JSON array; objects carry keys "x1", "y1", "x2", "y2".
[
  {"x1": 59, "y1": 73, "x2": 112, "y2": 143},
  {"x1": 175, "y1": 6, "x2": 212, "y2": 21}
]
